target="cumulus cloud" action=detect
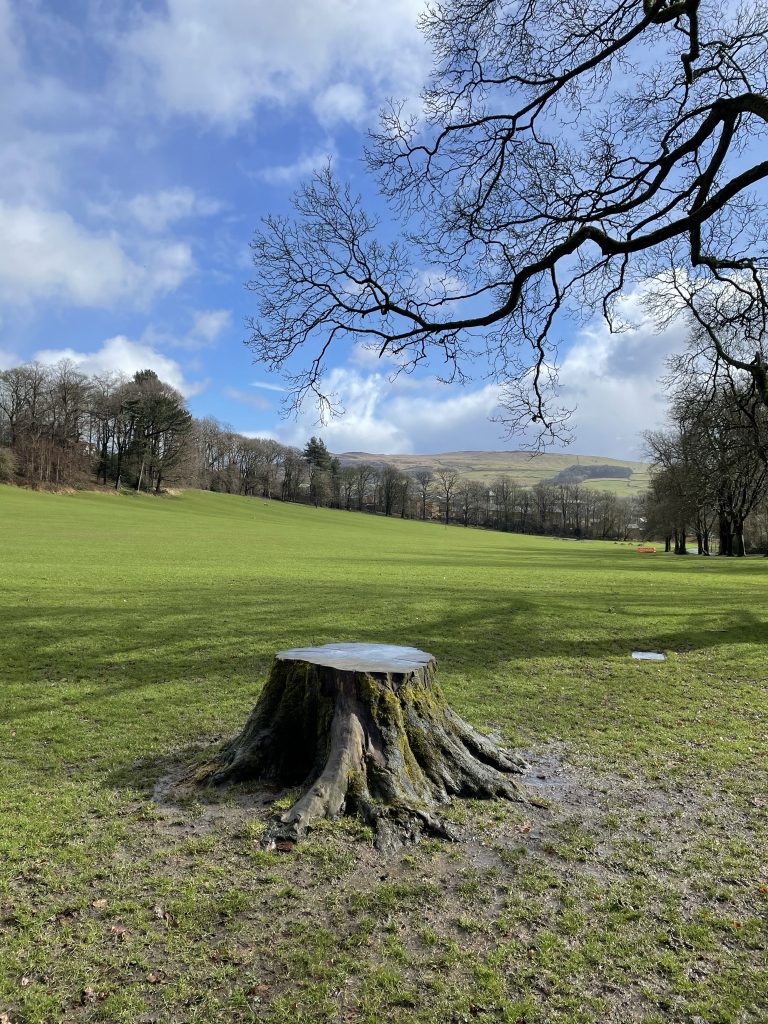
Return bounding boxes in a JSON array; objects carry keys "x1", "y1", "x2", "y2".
[
  {"x1": 0, "y1": 9, "x2": 206, "y2": 311},
  {"x1": 120, "y1": 0, "x2": 428, "y2": 128},
  {"x1": 33, "y1": 335, "x2": 205, "y2": 397},
  {"x1": 556, "y1": 288, "x2": 687, "y2": 457},
  {"x1": 0, "y1": 203, "x2": 194, "y2": 308},
  {"x1": 274, "y1": 367, "x2": 504, "y2": 454}
]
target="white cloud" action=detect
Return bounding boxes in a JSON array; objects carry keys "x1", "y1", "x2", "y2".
[
  {"x1": 223, "y1": 386, "x2": 272, "y2": 410},
  {"x1": 120, "y1": 0, "x2": 428, "y2": 128},
  {"x1": 0, "y1": 346, "x2": 20, "y2": 370},
  {"x1": 99, "y1": 187, "x2": 223, "y2": 233},
  {"x1": 33, "y1": 335, "x2": 205, "y2": 396},
  {"x1": 190, "y1": 309, "x2": 232, "y2": 345},
  {"x1": 256, "y1": 147, "x2": 337, "y2": 186},
  {"x1": 557, "y1": 288, "x2": 687, "y2": 458},
  {"x1": 274, "y1": 367, "x2": 503, "y2": 454},
  {"x1": 0, "y1": 1, "x2": 111, "y2": 205},
  {"x1": 314, "y1": 83, "x2": 367, "y2": 127},
  {"x1": 143, "y1": 308, "x2": 233, "y2": 352},
  {"x1": 0, "y1": 203, "x2": 194, "y2": 308},
  {"x1": 138, "y1": 238, "x2": 194, "y2": 293}
]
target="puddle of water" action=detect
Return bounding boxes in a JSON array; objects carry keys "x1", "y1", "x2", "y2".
[{"x1": 522, "y1": 750, "x2": 571, "y2": 800}]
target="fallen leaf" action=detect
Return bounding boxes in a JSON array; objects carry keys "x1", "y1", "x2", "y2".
[
  {"x1": 91, "y1": 899, "x2": 107, "y2": 909},
  {"x1": 147, "y1": 971, "x2": 164, "y2": 984},
  {"x1": 247, "y1": 983, "x2": 271, "y2": 996},
  {"x1": 274, "y1": 840, "x2": 295, "y2": 853},
  {"x1": 110, "y1": 923, "x2": 129, "y2": 940},
  {"x1": 516, "y1": 821, "x2": 533, "y2": 834}
]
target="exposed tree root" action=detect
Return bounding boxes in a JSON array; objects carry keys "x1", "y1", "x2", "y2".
[{"x1": 193, "y1": 644, "x2": 531, "y2": 851}]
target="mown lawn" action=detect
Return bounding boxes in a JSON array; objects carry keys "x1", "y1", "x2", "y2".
[{"x1": 0, "y1": 485, "x2": 766, "y2": 1023}]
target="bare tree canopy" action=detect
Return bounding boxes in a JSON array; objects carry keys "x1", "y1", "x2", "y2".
[{"x1": 247, "y1": 0, "x2": 768, "y2": 445}]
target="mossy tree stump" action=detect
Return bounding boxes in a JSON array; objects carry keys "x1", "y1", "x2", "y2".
[{"x1": 195, "y1": 643, "x2": 529, "y2": 850}]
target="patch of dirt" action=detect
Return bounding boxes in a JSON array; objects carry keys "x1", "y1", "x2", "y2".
[{"x1": 102, "y1": 740, "x2": 767, "y2": 1023}]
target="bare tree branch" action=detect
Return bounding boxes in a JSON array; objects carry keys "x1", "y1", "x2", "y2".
[{"x1": 247, "y1": 0, "x2": 768, "y2": 444}]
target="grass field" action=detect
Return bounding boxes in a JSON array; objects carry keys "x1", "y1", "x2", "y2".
[{"x1": 1, "y1": 486, "x2": 766, "y2": 1024}]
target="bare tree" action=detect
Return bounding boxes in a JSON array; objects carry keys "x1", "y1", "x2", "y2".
[
  {"x1": 354, "y1": 463, "x2": 376, "y2": 511},
  {"x1": 247, "y1": 0, "x2": 768, "y2": 445},
  {"x1": 380, "y1": 464, "x2": 401, "y2": 516},
  {"x1": 647, "y1": 378, "x2": 768, "y2": 554},
  {"x1": 435, "y1": 467, "x2": 459, "y2": 524},
  {"x1": 413, "y1": 468, "x2": 434, "y2": 520},
  {"x1": 340, "y1": 465, "x2": 357, "y2": 509}
]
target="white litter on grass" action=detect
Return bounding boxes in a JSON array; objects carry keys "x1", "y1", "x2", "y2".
[{"x1": 632, "y1": 651, "x2": 666, "y2": 661}]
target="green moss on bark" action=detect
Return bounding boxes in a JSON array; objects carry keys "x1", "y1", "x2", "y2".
[{"x1": 194, "y1": 650, "x2": 528, "y2": 850}]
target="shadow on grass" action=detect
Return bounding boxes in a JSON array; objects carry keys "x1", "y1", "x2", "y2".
[
  {"x1": 105, "y1": 742, "x2": 216, "y2": 794},
  {"x1": 3, "y1": 573, "x2": 765, "y2": 720},
  {"x1": 104, "y1": 740, "x2": 286, "y2": 813}
]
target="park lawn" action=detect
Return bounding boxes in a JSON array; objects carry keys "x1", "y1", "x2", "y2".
[{"x1": 0, "y1": 484, "x2": 766, "y2": 1024}]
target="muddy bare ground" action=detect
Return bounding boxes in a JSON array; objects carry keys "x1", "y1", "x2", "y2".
[{"x1": 130, "y1": 741, "x2": 768, "y2": 1022}]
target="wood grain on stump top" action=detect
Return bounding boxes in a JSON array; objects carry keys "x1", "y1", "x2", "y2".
[{"x1": 276, "y1": 642, "x2": 434, "y2": 674}]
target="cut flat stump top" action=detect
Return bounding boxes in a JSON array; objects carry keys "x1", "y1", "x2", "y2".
[{"x1": 276, "y1": 642, "x2": 434, "y2": 674}]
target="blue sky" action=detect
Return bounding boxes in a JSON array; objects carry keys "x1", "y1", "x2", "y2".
[{"x1": 0, "y1": 0, "x2": 684, "y2": 459}]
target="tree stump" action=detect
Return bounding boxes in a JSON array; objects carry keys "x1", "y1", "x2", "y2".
[{"x1": 194, "y1": 643, "x2": 529, "y2": 850}]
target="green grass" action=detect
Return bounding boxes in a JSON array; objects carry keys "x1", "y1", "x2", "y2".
[{"x1": 1, "y1": 485, "x2": 766, "y2": 1023}]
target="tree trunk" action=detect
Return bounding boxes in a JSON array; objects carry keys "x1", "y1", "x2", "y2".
[
  {"x1": 733, "y1": 519, "x2": 746, "y2": 557},
  {"x1": 718, "y1": 511, "x2": 733, "y2": 556},
  {"x1": 193, "y1": 644, "x2": 529, "y2": 852}
]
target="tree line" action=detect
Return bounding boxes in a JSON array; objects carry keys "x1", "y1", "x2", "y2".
[
  {"x1": 0, "y1": 362, "x2": 192, "y2": 493},
  {"x1": 644, "y1": 351, "x2": 768, "y2": 557},
  {"x1": 0, "y1": 360, "x2": 641, "y2": 540},
  {"x1": 300, "y1": 436, "x2": 642, "y2": 539}
]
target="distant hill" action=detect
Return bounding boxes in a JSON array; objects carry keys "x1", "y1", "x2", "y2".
[
  {"x1": 550, "y1": 464, "x2": 632, "y2": 484},
  {"x1": 334, "y1": 450, "x2": 651, "y2": 493}
]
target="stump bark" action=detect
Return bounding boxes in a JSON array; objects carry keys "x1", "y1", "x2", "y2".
[{"x1": 194, "y1": 643, "x2": 529, "y2": 851}]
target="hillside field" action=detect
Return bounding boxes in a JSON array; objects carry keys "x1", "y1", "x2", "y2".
[
  {"x1": 0, "y1": 486, "x2": 766, "y2": 1024},
  {"x1": 336, "y1": 450, "x2": 652, "y2": 492}
]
